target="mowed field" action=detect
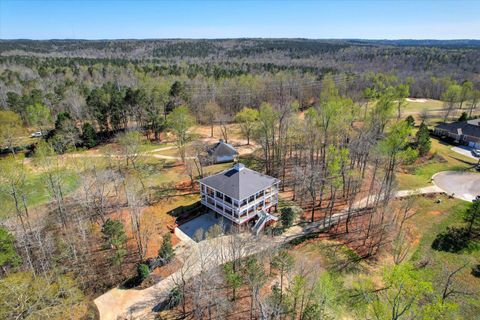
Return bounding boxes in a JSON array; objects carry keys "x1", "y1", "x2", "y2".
[{"x1": 403, "y1": 98, "x2": 478, "y2": 124}]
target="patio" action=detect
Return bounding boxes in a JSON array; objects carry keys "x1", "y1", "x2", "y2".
[{"x1": 177, "y1": 211, "x2": 232, "y2": 242}]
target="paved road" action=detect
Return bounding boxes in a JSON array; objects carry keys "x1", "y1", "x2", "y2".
[
  {"x1": 451, "y1": 146, "x2": 480, "y2": 161},
  {"x1": 433, "y1": 171, "x2": 480, "y2": 202},
  {"x1": 93, "y1": 186, "x2": 443, "y2": 320}
]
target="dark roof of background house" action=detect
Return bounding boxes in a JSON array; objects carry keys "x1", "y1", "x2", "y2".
[
  {"x1": 199, "y1": 164, "x2": 279, "y2": 200},
  {"x1": 435, "y1": 120, "x2": 480, "y2": 138},
  {"x1": 208, "y1": 140, "x2": 238, "y2": 158}
]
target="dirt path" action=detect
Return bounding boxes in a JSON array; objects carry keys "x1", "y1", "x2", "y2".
[
  {"x1": 64, "y1": 146, "x2": 194, "y2": 161},
  {"x1": 93, "y1": 186, "x2": 443, "y2": 320}
]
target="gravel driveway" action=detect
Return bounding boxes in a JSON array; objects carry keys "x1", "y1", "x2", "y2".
[{"x1": 433, "y1": 171, "x2": 480, "y2": 202}]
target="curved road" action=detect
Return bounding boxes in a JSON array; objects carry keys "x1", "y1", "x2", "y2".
[{"x1": 433, "y1": 171, "x2": 480, "y2": 202}]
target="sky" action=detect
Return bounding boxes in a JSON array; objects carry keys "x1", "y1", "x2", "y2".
[{"x1": 1, "y1": 0, "x2": 479, "y2": 40}]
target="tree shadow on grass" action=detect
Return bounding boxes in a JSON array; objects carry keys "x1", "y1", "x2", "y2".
[{"x1": 431, "y1": 227, "x2": 479, "y2": 253}]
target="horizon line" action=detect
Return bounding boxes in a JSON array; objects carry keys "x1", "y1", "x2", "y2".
[{"x1": 1, "y1": 37, "x2": 480, "y2": 41}]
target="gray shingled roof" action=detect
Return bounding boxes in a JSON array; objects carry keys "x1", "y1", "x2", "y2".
[
  {"x1": 436, "y1": 120, "x2": 480, "y2": 139},
  {"x1": 208, "y1": 140, "x2": 238, "y2": 158},
  {"x1": 199, "y1": 164, "x2": 279, "y2": 200}
]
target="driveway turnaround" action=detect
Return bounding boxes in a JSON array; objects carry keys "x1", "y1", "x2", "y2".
[{"x1": 433, "y1": 171, "x2": 480, "y2": 202}]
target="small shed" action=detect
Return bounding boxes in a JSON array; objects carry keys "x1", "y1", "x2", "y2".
[{"x1": 206, "y1": 140, "x2": 238, "y2": 164}]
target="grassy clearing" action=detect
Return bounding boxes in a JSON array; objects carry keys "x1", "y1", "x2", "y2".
[
  {"x1": 404, "y1": 99, "x2": 444, "y2": 114},
  {"x1": 141, "y1": 158, "x2": 233, "y2": 188},
  {"x1": 0, "y1": 168, "x2": 79, "y2": 219},
  {"x1": 400, "y1": 99, "x2": 479, "y2": 125},
  {"x1": 191, "y1": 123, "x2": 244, "y2": 141},
  {"x1": 397, "y1": 137, "x2": 476, "y2": 189}
]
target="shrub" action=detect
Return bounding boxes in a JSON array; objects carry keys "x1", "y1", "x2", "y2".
[
  {"x1": 472, "y1": 265, "x2": 480, "y2": 278},
  {"x1": 158, "y1": 233, "x2": 175, "y2": 263},
  {"x1": 167, "y1": 287, "x2": 183, "y2": 308},
  {"x1": 137, "y1": 263, "x2": 150, "y2": 281},
  {"x1": 280, "y1": 206, "x2": 302, "y2": 229},
  {"x1": 458, "y1": 112, "x2": 468, "y2": 121}
]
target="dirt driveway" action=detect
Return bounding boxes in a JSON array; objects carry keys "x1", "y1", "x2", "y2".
[
  {"x1": 433, "y1": 171, "x2": 480, "y2": 201},
  {"x1": 94, "y1": 186, "x2": 444, "y2": 320}
]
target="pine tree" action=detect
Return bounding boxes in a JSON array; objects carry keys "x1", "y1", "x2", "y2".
[
  {"x1": 415, "y1": 122, "x2": 431, "y2": 156},
  {"x1": 0, "y1": 227, "x2": 21, "y2": 272},
  {"x1": 101, "y1": 219, "x2": 127, "y2": 266},
  {"x1": 81, "y1": 122, "x2": 98, "y2": 148},
  {"x1": 158, "y1": 233, "x2": 175, "y2": 263},
  {"x1": 405, "y1": 115, "x2": 415, "y2": 127},
  {"x1": 223, "y1": 261, "x2": 243, "y2": 301}
]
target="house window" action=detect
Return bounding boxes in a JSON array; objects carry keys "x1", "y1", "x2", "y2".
[
  {"x1": 233, "y1": 200, "x2": 239, "y2": 207},
  {"x1": 240, "y1": 210, "x2": 247, "y2": 218},
  {"x1": 225, "y1": 207, "x2": 232, "y2": 215},
  {"x1": 241, "y1": 199, "x2": 247, "y2": 207},
  {"x1": 216, "y1": 203, "x2": 223, "y2": 210},
  {"x1": 216, "y1": 191, "x2": 223, "y2": 199},
  {"x1": 207, "y1": 187, "x2": 214, "y2": 196},
  {"x1": 256, "y1": 201, "x2": 264, "y2": 210},
  {"x1": 224, "y1": 195, "x2": 232, "y2": 204},
  {"x1": 249, "y1": 195, "x2": 255, "y2": 203}
]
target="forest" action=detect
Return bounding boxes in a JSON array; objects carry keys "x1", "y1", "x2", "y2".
[{"x1": 0, "y1": 39, "x2": 480, "y2": 319}]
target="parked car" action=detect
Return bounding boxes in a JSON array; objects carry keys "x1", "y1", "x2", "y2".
[
  {"x1": 472, "y1": 149, "x2": 480, "y2": 157},
  {"x1": 30, "y1": 131, "x2": 43, "y2": 138}
]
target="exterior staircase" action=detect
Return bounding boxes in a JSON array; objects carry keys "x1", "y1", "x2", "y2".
[{"x1": 252, "y1": 210, "x2": 278, "y2": 235}]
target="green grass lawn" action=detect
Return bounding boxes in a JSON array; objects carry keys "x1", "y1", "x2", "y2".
[
  {"x1": 403, "y1": 99, "x2": 480, "y2": 125},
  {"x1": 0, "y1": 169, "x2": 79, "y2": 219},
  {"x1": 396, "y1": 137, "x2": 477, "y2": 189},
  {"x1": 404, "y1": 99, "x2": 444, "y2": 113},
  {"x1": 408, "y1": 196, "x2": 480, "y2": 317}
]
